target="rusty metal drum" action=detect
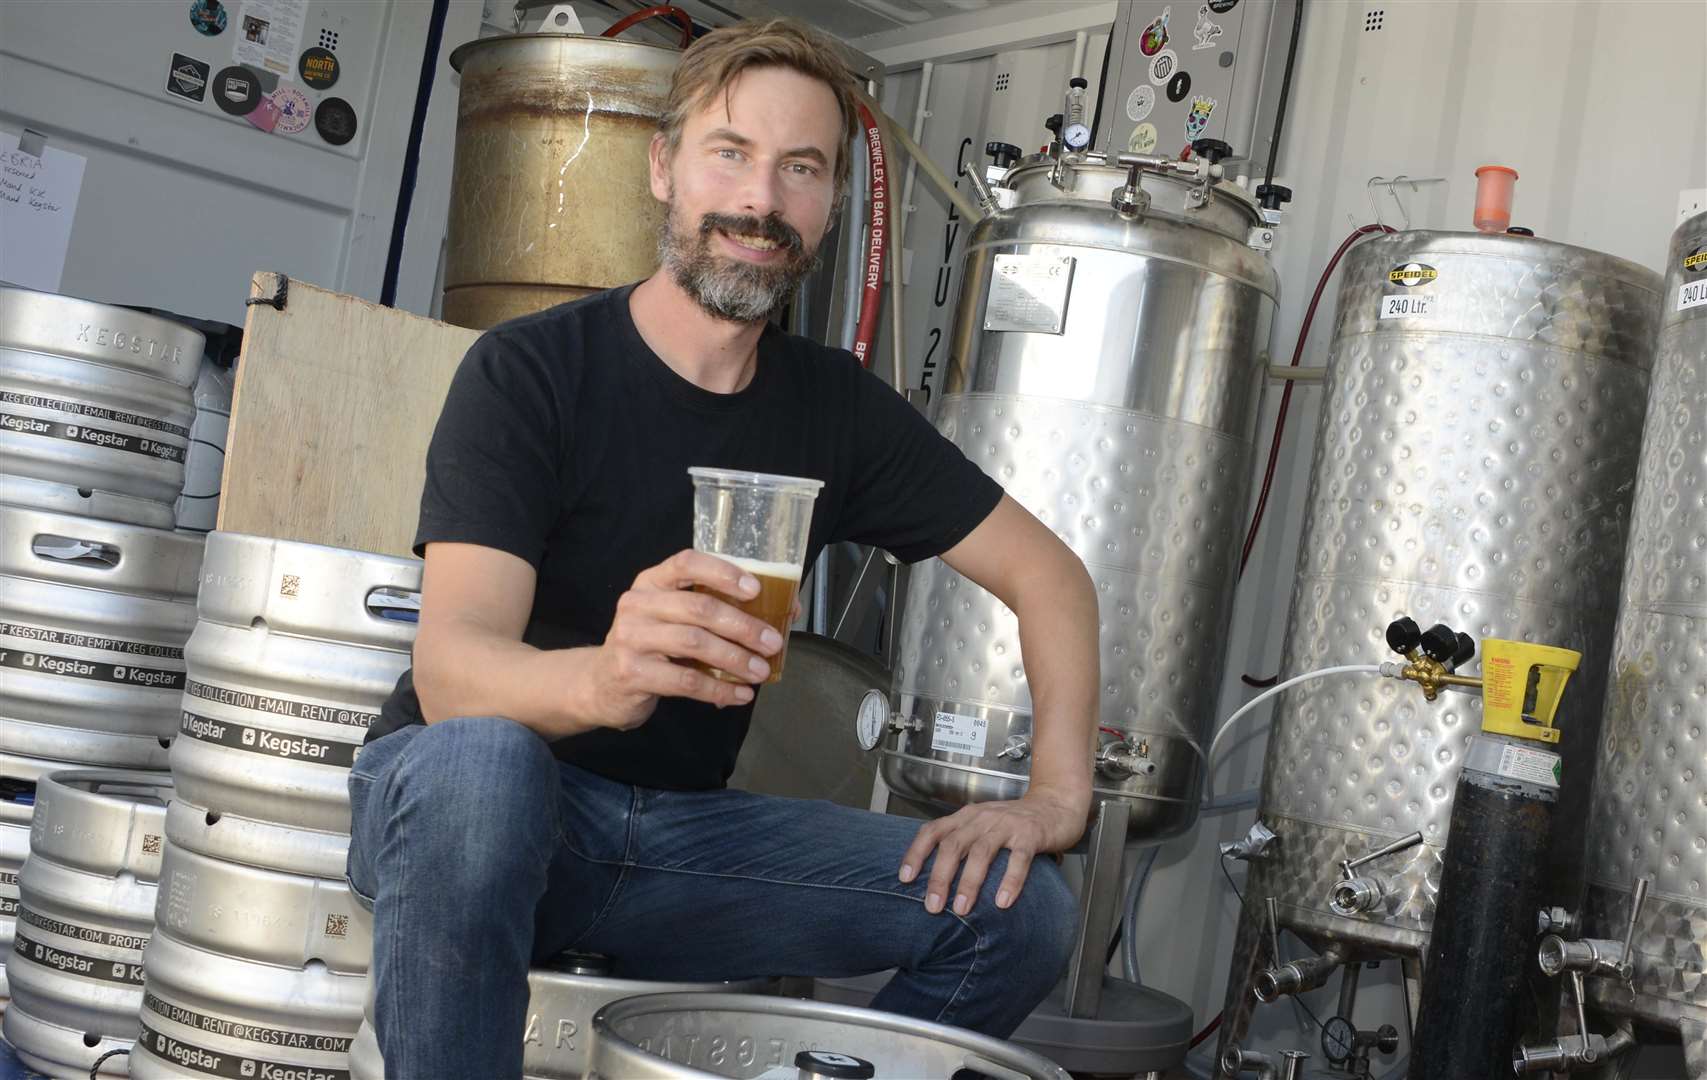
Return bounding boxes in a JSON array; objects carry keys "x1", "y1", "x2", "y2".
[{"x1": 440, "y1": 33, "x2": 677, "y2": 329}]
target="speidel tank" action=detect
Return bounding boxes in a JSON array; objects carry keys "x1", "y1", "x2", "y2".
[
  {"x1": 1216, "y1": 230, "x2": 1661, "y2": 1069},
  {"x1": 167, "y1": 533, "x2": 420, "y2": 879},
  {"x1": 0, "y1": 285, "x2": 202, "y2": 529},
  {"x1": 441, "y1": 33, "x2": 677, "y2": 330},
  {"x1": 877, "y1": 153, "x2": 1278, "y2": 840},
  {"x1": 1572, "y1": 210, "x2": 1707, "y2": 1073},
  {"x1": 0, "y1": 508, "x2": 202, "y2": 771},
  {"x1": 3, "y1": 770, "x2": 169, "y2": 1077}
]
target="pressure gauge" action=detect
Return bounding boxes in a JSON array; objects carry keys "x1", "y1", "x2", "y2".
[
  {"x1": 856, "y1": 689, "x2": 890, "y2": 751},
  {"x1": 1320, "y1": 1015, "x2": 1356, "y2": 1065},
  {"x1": 1063, "y1": 122, "x2": 1092, "y2": 151}
]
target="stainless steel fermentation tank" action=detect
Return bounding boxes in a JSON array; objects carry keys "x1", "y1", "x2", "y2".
[
  {"x1": 1545, "y1": 210, "x2": 1707, "y2": 1077},
  {"x1": 1216, "y1": 230, "x2": 1662, "y2": 1072},
  {"x1": 879, "y1": 154, "x2": 1279, "y2": 841}
]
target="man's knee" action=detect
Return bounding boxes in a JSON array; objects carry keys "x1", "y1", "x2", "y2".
[
  {"x1": 989, "y1": 854, "x2": 1079, "y2": 982},
  {"x1": 385, "y1": 717, "x2": 558, "y2": 849}
]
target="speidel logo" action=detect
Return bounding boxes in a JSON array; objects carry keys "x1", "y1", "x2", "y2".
[
  {"x1": 1684, "y1": 246, "x2": 1707, "y2": 274},
  {"x1": 1388, "y1": 262, "x2": 1439, "y2": 287}
]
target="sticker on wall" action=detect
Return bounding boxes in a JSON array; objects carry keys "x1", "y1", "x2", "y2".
[
  {"x1": 1388, "y1": 262, "x2": 1439, "y2": 287},
  {"x1": 1139, "y1": 6, "x2": 1172, "y2": 55},
  {"x1": 1183, "y1": 95, "x2": 1217, "y2": 141},
  {"x1": 1193, "y1": 4, "x2": 1224, "y2": 49},
  {"x1": 272, "y1": 85, "x2": 313, "y2": 134},
  {"x1": 314, "y1": 96, "x2": 358, "y2": 146},
  {"x1": 166, "y1": 54, "x2": 210, "y2": 102},
  {"x1": 1125, "y1": 84, "x2": 1156, "y2": 123},
  {"x1": 1166, "y1": 70, "x2": 1193, "y2": 102},
  {"x1": 233, "y1": 0, "x2": 308, "y2": 77},
  {"x1": 1148, "y1": 49, "x2": 1178, "y2": 85},
  {"x1": 1208, "y1": 0, "x2": 1239, "y2": 12},
  {"x1": 297, "y1": 45, "x2": 339, "y2": 90},
  {"x1": 1127, "y1": 122, "x2": 1159, "y2": 154},
  {"x1": 246, "y1": 93, "x2": 282, "y2": 133},
  {"x1": 211, "y1": 65, "x2": 262, "y2": 116},
  {"x1": 189, "y1": 0, "x2": 227, "y2": 36}
]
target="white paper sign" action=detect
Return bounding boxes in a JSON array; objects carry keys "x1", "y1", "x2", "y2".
[
  {"x1": 233, "y1": 0, "x2": 308, "y2": 76},
  {"x1": 931, "y1": 711, "x2": 990, "y2": 757},
  {"x1": 1379, "y1": 293, "x2": 1440, "y2": 320},
  {"x1": 1679, "y1": 279, "x2": 1707, "y2": 312},
  {"x1": 0, "y1": 131, "x2": 86, "y2": 293}
]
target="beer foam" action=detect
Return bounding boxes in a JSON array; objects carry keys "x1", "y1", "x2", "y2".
[{"x1": 716, "y1": 555, "x2": 803, "y2": 581}]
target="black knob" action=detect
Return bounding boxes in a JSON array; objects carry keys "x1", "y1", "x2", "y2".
[
  {"x1": 985, "y1": 141, "x2": 1022, "y2": 169},
  {"x1": 1506, "y1": 226, "x2": 1535, "y2": 236},
  {"x1": 796, "y1": 1051, "x2": 876, "y2": 1080},
  {"x1": 1069, "y1": 76, "x2": 1089, "y2": 89},
  {"x1": 1385, "y1": 617, "x2": 1421, "y2": 655},
  {"x1": 1375, "y1": 1023, "x2": 1401, "y2": 1053},
  {"x1": 1044, "y1": 113, "x2": 1063, "y2": 135},
  {"x1": 1420, "y1": 624, "x2": 1458, "y2": 663},
  {"x1": 1451, "y1": 632, "x2": 1476, "y2": 669},
  {"x1": 1256, "y1": 182, "x2": 1293, "y2": 211},
  {"x1": 1192, "y1": 138, "x2": 1234, "y2": 164}
]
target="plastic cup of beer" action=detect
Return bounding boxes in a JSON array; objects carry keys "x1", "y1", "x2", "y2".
[{"x1": 688, "y1": 467, "x2": 823, "y2": 685}]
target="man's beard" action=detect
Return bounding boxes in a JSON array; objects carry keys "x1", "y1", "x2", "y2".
[{"x1": 658, "y1": 202, "x2": 820, "y2": 324}]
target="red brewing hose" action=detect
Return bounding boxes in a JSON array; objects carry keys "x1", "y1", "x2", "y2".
[
  {"x1": 850, "y1": 102, "x2": 888, "y2": 370},
  {"x1": 600, "y1": 5, "x2": 694, "y2": 48}
]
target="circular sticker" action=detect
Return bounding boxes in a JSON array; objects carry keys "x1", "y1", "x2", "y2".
[
  {"x1": 1125, "y1": 84, "x2": 1155, "y2": 123},
  {"x1": 212, "y1": 65, "x2": 262, "y2": 116},
  {"x1": 189, "y1": 0, "x2": 226, "y2": 35},
  {"x1": 298, "y1": 46, "x2": 339, "y2": 90},
  {"x1": 1148, "y1": 49, "x2": 1178, "y2": 86},
  {"x1": 1127, "y1": 122, "x2": 1159, "y2": 154},
  {"x1": 273, "y1": 86, "x2": 313, "y2": 135},
  {"x1": 1209, "y1": 0, "x2": 1240, "y2": 11},
  {"x1": 1167, "y1": 70, "x2": 1193, "y2": 102},
  {"x1": 314, "y1": 97, "x2": 359, "y2": 145}
]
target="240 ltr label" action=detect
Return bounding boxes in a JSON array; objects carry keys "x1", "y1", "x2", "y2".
[{"x1": 1380, "y1": 294, "x2": 1440, "y2": 320}]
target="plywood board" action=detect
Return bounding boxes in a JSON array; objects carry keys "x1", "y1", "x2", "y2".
[{"x1": 219, "y1": 272, "x2": 481, "y2": 557}]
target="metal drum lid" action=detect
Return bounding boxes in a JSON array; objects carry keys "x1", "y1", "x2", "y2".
[
  {"x1": 132, "y1": 930, "x2": 365, "y2": 1080},
  {"x1": 6, "y1": 771, "x2": 168, "y2": 1074},
  {"x1": 351, "y1": 966, "x2": 778, "y2": 1080},
  {"x1": 589, "y1": 992, "x2": 1072, "y2": 1079},
  {"x1": 165, "y1": 795, "x2": 349, "y2": 884},
  {"x1": 154, "y1": 841, "x2": 371, "y2": 974},
  {"x1": 1003, "y1": 154, "x2": 1265, "y2": 242},
  {"x1": 1, "y1": 285, "x2": 202, "y2": 523}
]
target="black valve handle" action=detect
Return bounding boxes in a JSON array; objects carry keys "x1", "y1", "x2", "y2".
[
  {"x1": 1385, "y1": 617, "x2": 1421, "y2": 655},
  {"x1": 1420, "y1": 623, "x2": 1459, "y2": 663},
  {"x1": 1450, "y1": 632, "x2": 1476, "y2": 669}
]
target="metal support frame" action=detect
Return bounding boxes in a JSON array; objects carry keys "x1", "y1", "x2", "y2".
[{"x1": 1064, "y1": 798, "x2": 1131, "y2": 1018}]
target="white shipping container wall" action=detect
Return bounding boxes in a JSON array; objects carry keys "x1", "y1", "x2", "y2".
[{"x1": 856, "y1": 0, "x2": 1706, "y2": 1073}]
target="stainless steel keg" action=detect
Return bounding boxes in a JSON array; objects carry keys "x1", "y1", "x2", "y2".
[
  {"x1": 588, "y1": 992, "x2": 1073, "y2": 1079},
  {"x1": 0, "y1": 781, "x2": 29, "y2": 1010},
  {"x1": 3, "y1": 769, "x2": 169, "y2": 1076},
  {"x1": 0, "y1": 285, "x2": 202, "y2": 528},
  {"x1": 131, "y1": 839, "x2": 372, "y2": 1080},
  {"x1": 0, "y1": 508, "x2": 202, "y2": 770},
  {"x1": 1575, "y1": 211, "x2": 1707, "y2": 1066},
  {"x1": 880, "y1": 153, "x2": 1278, "y2": 840},
  {"x1": 1249, "y1": 230, "x2": 1660, "y2": 959},
  {"x1": 167, "y1": 533, "x2": 419, "y2": 877},
  {"x1": 349, "y1": 963, "x2": 777, "y2": 1080}
]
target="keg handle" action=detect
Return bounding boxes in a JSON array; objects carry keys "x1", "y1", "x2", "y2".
[
  {"x1": 364, "y1": 586, "x2": 421, "y2": 624},
  {"x1": 32, "y1": 534, "x2": 120, "y2": 568}
]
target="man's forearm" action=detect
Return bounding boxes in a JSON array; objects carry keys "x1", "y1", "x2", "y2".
[
  {"x1": 413, "y1": 619, "x2": 600, "y2": 736},
  {"x1": 1013, "y1": 554, "x2": 1099, "y2": 814}
]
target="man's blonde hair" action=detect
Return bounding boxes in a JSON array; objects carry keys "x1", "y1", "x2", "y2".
[{"x1": 658, "y1": 18, "x2": 862, "y2": 201}]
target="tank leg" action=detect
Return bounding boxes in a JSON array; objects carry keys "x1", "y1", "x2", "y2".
[
  {"x1": 1684, "y1": 1019, "x2": 1707, "y2": 1080},
  {"x1": 1213, "y1": 892, "x2": 1269, "y2": 1077},
  {"x1": 1400, "y1": 957, "x2": 1424, "y2": 1040}
]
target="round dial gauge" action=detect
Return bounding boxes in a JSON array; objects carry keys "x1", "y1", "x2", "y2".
[
  {"x1": 1063, "y1": 122, "x2": 1092, "y2": 150},
  {"x1": 856, "y1": 689, "x2": 889, "y2": 751}
]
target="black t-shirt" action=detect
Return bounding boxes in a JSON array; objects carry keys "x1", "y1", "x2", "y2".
[{"x1": 369, "y1": 284, "x2": 1004, "y2": 791}]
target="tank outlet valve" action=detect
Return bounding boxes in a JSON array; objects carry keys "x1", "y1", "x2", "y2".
[
  {"x1": 1219, "y1": 1046, "x2": 1280, "y2": 1080},
  {"x1": 1255, "y1": 953, "x2": 1342, "y2": 1003},
  {"x1": 1095, "y1": 741, "x2": 1156, "y2": 779},
  {"x1": 996, "y1": 735, "x2": 1031, "y2": 761},
  {"x1": 1538, "y1": 935, "x2": 1633, "y2": 982},
  {"x1": 1220, "y1": 820, "x2": 1278, "y2": 862},
  {"x1": 1328, "y1": 875, "x2": 1387, "y2": 916},
  {"x1": 1512, "y1": 1027, "x2": 1636, "y2": 1073}
]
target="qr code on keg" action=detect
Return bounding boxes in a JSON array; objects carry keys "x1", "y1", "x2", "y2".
[
  {"x1": 280, "y1": 574, "x2": 300, "y2": 597},
  {"x1": 325, "y1": 913, "x2": 348, "y2": 938},
  {"x1": 141, "y1": 834, "x2": 162, "y2": 855}
]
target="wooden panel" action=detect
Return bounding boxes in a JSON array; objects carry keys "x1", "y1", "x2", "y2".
[{"x1": 218, "y1": 272, "x2": 482, "y2": 557}]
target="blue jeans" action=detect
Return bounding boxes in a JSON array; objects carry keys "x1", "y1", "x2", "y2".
[{"x1": 346, "y1": 717, "x2": 1079, "y2": 1079}]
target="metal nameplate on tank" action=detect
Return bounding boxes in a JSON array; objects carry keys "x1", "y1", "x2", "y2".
[{"x1": 984, "y1": 255, "x2": 1075, "y2": 334}]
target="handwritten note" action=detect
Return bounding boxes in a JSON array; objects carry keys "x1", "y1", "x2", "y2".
[{"x1": 1, "y1": 130, "x2": 87, "y2": 292}]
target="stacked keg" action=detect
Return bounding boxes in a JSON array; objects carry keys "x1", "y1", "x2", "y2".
[
  {"x1": 130, "y1": 534, "x2": 419, "y2": 1079},
  {"x1": 1, "y1": 284, "x2": 205, "y2": 1048}
]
